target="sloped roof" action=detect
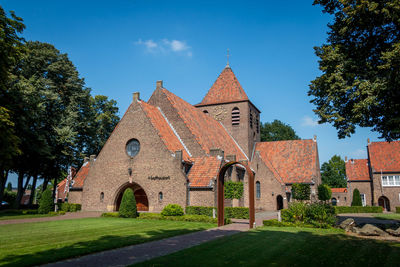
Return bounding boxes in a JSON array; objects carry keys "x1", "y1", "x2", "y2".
[
  {"x1": 198, "y1": 66, "x2": 249, "y2": 106},
  {"x1": 72, "y1": 162, "x2": 90, "y2": 188},
  {"x1": 140, "y1": 101, "x2": 191, "y2": 161},
  {"x1": 331, "y1": 188, "x2": 348, "y2": 193},
  {"x1": 188, "y1": 156, "x2": 222, "y2": 187},
  {"x1": 368, "y1": 141, "x2": 400, "y2": 172},
  {"x1": 345, "y1": 159, "x2": 370, "y2": 181},
  {"x1": 255, "y1": 139, "x2": 318, "y2": 184},
  {"x1": 161, "y1": 89, "x2": 247, "y2": 160}
]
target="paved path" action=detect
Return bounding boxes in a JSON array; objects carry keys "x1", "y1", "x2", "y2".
[
  {"x1": 43, "y1": 211, "x2": 277, "y2": 267},
  {"x1": 0, "y1": 211, "x2": 102, "y2": 225}
]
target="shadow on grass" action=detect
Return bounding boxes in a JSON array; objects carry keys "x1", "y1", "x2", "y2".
[
  {"x1": 1, "y1": 226, "x2": 213, "y2": 267},
  {"x1": 136, "y1": 227, "x2": 400, "y2": 267}
]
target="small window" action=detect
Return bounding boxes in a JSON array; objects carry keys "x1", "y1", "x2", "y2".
[
  {"x1": 250, "y1": 113, "x2": 253, "y2": 128},
  {"x1": 126, "y1": 139, "x2": 140, "y2": 157},
  {"x1": 331, "y1": 198, "x2": 337, "y2": 206},
  {"x1": 159, "y1": 192, "x2": 163, "y2": 201},
  {"x1": 231, "y1": 107, "x2": 240, "y2": 126},
  {"x1": 100, "y1": 192, "x2": 104, "y2": 202},
  {"x1": 256, "y1": 181, "x2": 261, "y2": 199}
]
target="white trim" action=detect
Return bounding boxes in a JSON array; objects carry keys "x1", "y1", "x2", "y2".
[
  {"x1": 381, "y1": 175, "x2": 400, "y2": 187},
  {"x1": 157, "y1": 107, "x2": 192, "y2": 158},
  {"x1": 360, "y1": 194, "x2": 366, "y2": 207}
]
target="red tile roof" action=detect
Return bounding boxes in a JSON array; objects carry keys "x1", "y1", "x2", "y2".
[
  {"x1": 57, "y1": 179, "x2": 67, "y2": 200},
  {"x1": 368, "y1": 141, "x2": 400, "y2": 172},
  {"x1": 255, "y1": 139, "x2": 318, "y2": 184},
  {"x1": 188, "y1": 157, "x2": 222, "y2": 187},
  {"x1": 345, "y1": 159, "x2": 370, "y2": 181},
  {"x1": 161, "y1": 89, "x2": 247, "y2": 160},
  {"x1": 198, "y1": 67, "x2": 249, "y2": 106},
  {"x1": 331, "y1": 188, "x2": 348, "y2": 193},
  {"x1": 140, "y1": 101, "x2": 191, "y2": 161},
  {"x1": 72, "y1": 162, "x2": 90, "y2": 188}
]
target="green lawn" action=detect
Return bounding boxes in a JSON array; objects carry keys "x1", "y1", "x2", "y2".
[
  {"x1": 373, "y1": 213, "x2": 400, "y2": 221},
  {"x1": 136, "y1": 226, "x2": 400, "y2": 267},
  {"x1": 0, "y1": 210, "x2": 56, "y2": 220},
  {"x1": 0, "y1": 217, "x2": 215, "y2": 267}
]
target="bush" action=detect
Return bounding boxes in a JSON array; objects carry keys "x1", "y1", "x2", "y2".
[
  {"x1": 38, "y1": 189, "x2": 54, "y2": 214},
  {"x1": 291, "y1": 183, "x2": 310, "y2": 201},
  {"x1": 186, "y1": 206, "x2": 214, "y2": 216},
  {"x1": 351, "y1": 188, "x2": 362, "y2": 206},
  {"x1": 263, "y1": 219, "x2": 316, "y2": 228},
  {"x1": 281, "y1": 202, "x2": 336, "y2": 228},
  {"x1": 119, "y1": 188, "x2": 138, "y2": 218},
  {"x1": 60, "y1": 203, "x2": 82, "y2": 212},
  {"x1": 281, "y1": 202, "x2": 307, "y2": 223},
  {"x1": 101, "y1": 212, "x2": 120, "y2": 217},
  {"x1": 3, "y1": 190, "x2": 16, "y2": 206},
  {"x1": 334, "y1": 206, "x2": 383, "y2": 213},
  {"x1": 138, "y1": 213, "x2": 231, "y2": 224},
  {"x1": 161, "y1": 204, "x2": 184, "y2": 216},
  {"x1": 317, "y1": 184, "x2": 332, "y2": 202},
  {"x1": 22, "y1": 209, "x2": 38, "y2": 215},
  {"x1": 224, "y1": 181, "x2": 244, "y2": 199},
  {"x1": 396, "y1": 207, "x2": 400, "y2": 213}
]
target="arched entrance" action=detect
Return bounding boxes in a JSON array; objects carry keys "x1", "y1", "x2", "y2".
[
  {"x1": 378, "y1": 196, "x2": 390, "y2": 211},
  {"x1": 276, "y1": 195, "x2": 284, "y2": 210},
  {"x1": 331, "y1": 198, "x2": 337, "y2": 206},
  {"x1": 115, "y1": 182, "x2": 149, "y2": 211}
]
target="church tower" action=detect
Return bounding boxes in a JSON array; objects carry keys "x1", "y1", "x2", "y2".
[{"x1": 195, "y1": 65, "x2": 261, "y2": 158}]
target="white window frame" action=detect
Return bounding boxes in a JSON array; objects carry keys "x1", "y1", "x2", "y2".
[
  {"x1": 381, "y1": 175, "x2": 400, "y2": 187},
  {"x1": 360, "y1": 194, "x2": 366, "y2": 207}
]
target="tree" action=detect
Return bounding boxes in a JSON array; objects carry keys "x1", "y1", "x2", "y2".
[
  {"x1": 291, "y1": 183, "x2": 311, "y2": 201},
  {"x1": 260, "y1": 120, "x2": 300, "y2": 142},
  {"x1": 321, "y1": 155, "x2": 347, "y2": 188},
  {"x1": 119, "y1": 188, "x2": 137, "y2": 218},
  {"x1": 310, "y1": 0, "x2": 400, "y2": 140},
  {"x1": 6, "y1": 182, "x2": 12, "y2": 191},
  {"x1": 38, "y1": 189, "x2": 53, "y2": 214},
  {"x1": 317, "y1": 184, "x2": 332, "y2": 202},
  {"x1": 351, "y1": 188, "x2": 362, "y2": 206}
]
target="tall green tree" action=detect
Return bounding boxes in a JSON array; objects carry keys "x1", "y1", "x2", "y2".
[
  {"x1": 310, "y1": 0, "x2": 400, "y2": 140},
  {"x1": 321, "y1": 155, "x2": 347, "y2": 188},
  {"x1": 260, "y1": 120, "x2": 300, "y2": 142},
  {"x1": 351, "y1": 188, "x2": 362, "y2": 206},
  {"x1": 291, "y1": 183, "x2": 311, "y2": 201}
]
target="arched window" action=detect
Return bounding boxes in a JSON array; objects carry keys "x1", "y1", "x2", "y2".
[
  {"x1": 100, "y1": 192, "x2": 104, "y2": 202},
  {"x1": 203, "y1": 110, "x2": 209, "y2": 114},
  {"x1": 256, "y1": 181, "x2": 261, "y2": 199},
  {"x1": 331, "y1": 198, "x2": 337, "y2": 206},
  {"x1": 232, "y1": 107, "x2": 240, "y2": 126},
  {"x1": 159, "y1": 192, "x2": 163, "y2": 201},
  {"x1": 250, "y1": 113, "x2": 253, "y2": 128}
]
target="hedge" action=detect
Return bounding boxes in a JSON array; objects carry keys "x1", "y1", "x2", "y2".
[
  {"x1": 101, "y1": 212, "x2": 119, "y2": 217},
  {"x1": 334, "y1": 206, "x2": 383, "y2": 213},
  {"x1": 59, "y1": 203, "x2": 82, "y2": 212},
  {"x1": 263, "y1": 219, "x2": 318, "y2": 228},
  {"x1": 185, "y1": 206, "x2": 249, "y2": 219},
  {"x1": 396, "y1": 207, "x2": 400, "y2": 213},
  {"x1": 161, "y1": 204, "x2": 184, "y2": 216}
]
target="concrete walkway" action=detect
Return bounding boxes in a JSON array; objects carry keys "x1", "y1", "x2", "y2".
[{"x1": 0, "y1": 211, "x2": 102, "y2": 225}]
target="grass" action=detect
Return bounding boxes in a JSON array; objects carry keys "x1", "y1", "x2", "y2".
[
  {"x1": 0, "y1": 210, "x2": 57, "y2": 221},
  {"x1": 135, "y1": 226, "x2": 400, "y2": 267},
  {"x1": 0, "y1": 217, "x2": 215, "y2": 267},
  {"x1": 373, "y1": 213, "x2": 400, "y2": 221}
]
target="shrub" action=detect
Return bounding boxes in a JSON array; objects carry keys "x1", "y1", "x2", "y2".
[
  {"x1": 224, "y1": 181, "x2": 244, "y2": 199},
  {"x1": 304, "y1": 203, "x2": 336, "y2": 227},
  {"x1": 186, "y1": 206, "x2": 214, "y2": 216},
  {"x1": 138, "y1": 213, "x2": 231, "y2": 224},
  {"x1": 351, "y1": 188, "x2": 362, "y2": 206},
  {"x1": 60, "y1": 203, "x2": 82, "y2": 212},
  {"x1": 334, "y1": 206, "x2": 383, "y2": 213},
  {"x1": 291, "y1": 183, "x2": 310, "y2": 201},
  {"x1": 281, "y1": 202, "x2": 307, "y2": 222},
  {"x1": 3, "y1": 190, "x2": 16, "y2": 206},
  {"x1": 161, "y1": 204, "x2": 184, "y2": 216},
  {"x1": 101, "y1": 212, "x2": 120, "y2": 217},
  {"x1": 225, "y1": 207, "x2": 249, "y2": 219},
  {"x1": 38, "y1": 189, "x2": 54, "y2": 214},
  {"x1": 119, "y1": 188, "x2": 138, "y2": 218},
  {"x1": 22, "y1": 209, "x2": 38, "y2": 215},
  {"x1": 262, "y1": 219, "x2": 315, "y2": 228},
  {"x1": 396, "y1": 207, "x2": 400, "y2": 213},
  {"x1": 317, "y1": 184, "x2": 332, "y2": 202}
]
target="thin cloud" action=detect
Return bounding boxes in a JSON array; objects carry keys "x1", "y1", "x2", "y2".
[
  {"x1": 135, "y1": 39, "x2": 192, "y2": 56},
  {"x1": 301, "y1": 116, "x2": 319, "y2": 127}
]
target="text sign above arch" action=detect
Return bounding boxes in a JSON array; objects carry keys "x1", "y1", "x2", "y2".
[{"x1": 217, "y1": 161, "x2": 255, "y2": 229}]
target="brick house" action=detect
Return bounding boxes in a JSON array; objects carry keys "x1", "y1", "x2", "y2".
[
  {"x1": 57, "y1": 65, "x2": 321, "y2": 212},
  {"x1": 344, "y1": 140, "x2": 400, "y2": 211}
]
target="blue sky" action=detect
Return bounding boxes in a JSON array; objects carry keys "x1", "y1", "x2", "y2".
[{"x1": 3, "y1": 0, "x2": 381, "y2": 186}]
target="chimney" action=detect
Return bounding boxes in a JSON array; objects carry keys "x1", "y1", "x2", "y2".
[
  {"x1": 133, "y1": 92, "x2": 140, "y2": 102},
  {"x1": 345, "y1": 156, "x2": 348, "y2": 163},
  {"x1": 90, "y1": 154, "x2": 96, "y2": 164},
  {"x1": 156, "y1": 80, "x2": 163, "y2": 89},
  {"x1": 175, "y1": 150, "x2": 183, "y2": 162},
  {"x1": 226, "y1": 154, "x2": 236, "y2": 162},
  {"x1": 367, "y1": 138, "x2": 371, "y2": 145},
  {"x1": 313, "y1": 135, "x2": 317, "y2": 142},
  {"x1": 351, "y1": 158, "x2": 354, "y2": 164},
  {"x1": 210, "y1": 148, "x2": 224, "y2": 159},
  {"x1": 84, "y1": 157, "x2": 89, "y2": 164}
]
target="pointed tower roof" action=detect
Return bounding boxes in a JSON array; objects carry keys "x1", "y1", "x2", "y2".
[{"x1": 197, "y1": 66, "x2": 249, "y2": 106}]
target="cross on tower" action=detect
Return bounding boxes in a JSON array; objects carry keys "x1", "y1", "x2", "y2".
[{"x1": 226, "y1": 48, "x2": 230, "y2": 67}]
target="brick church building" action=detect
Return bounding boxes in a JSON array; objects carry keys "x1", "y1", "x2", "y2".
[{"x1": 57, "y1": 65, "x2": 321, "y2": 212}]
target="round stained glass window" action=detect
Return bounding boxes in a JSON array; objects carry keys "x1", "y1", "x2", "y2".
[{"x1": 126, "y1": 139, "x2": 140, "y2": 157}]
